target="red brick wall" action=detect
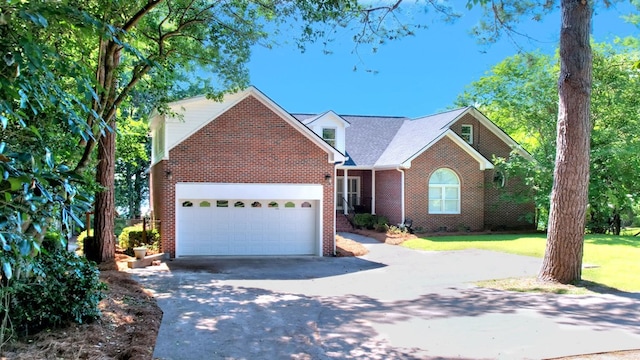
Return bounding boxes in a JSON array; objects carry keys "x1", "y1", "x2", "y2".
[
  {"x1": 405, "y1": 136, "x2": 485, "y2": 232},
  {"x1": 450, "y1": 113, "x2": 536, "y2": 230},
  {"x1": 375, "y1": 170, "x2": 403, "y2": 225},
  {"x1": 152, "y1": 95, "x2": 335, "y2": 257}
]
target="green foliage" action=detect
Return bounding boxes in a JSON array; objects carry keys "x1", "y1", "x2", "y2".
[
  {"x1": 4, "y1": 238, "x2": 106, "y2": 336},
  {"x1": 353, "y1": 213, "x2": 388, "y2": 230},
  {"x1": 115, "y1": 118, "x2": 149, "y2": 219},
  {"x1": 118, "y1": 225, "x2": 158, "y2": 251},
  {"x1": 458, "y1": 41, "x2": 640, "y2": 232},
  {"x1": 114, "y1": 218, "x2": 127, "y2": 238}
]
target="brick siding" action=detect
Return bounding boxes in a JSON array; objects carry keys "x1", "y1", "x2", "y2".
[
  {"x1": 150, "y1": 95, "x2": 335, "y2": 257},
  {"x1": 450, "y1": 114, "x2": 536, "y2": 230},
  {"x1": 375, "y1": 170, "x2": 403, "y2": 225},
  {"x1": 405, "y1": 136, "x2": 485, "y2": 232}
]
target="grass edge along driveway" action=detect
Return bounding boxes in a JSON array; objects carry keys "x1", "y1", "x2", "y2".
[{"x1": 402, "y1": 233, "x2": 640, "y2": 292}]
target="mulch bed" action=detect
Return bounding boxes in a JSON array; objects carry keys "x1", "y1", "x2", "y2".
[{"x1": 1, "y1": 253, "x2": 163, "y2": 360}]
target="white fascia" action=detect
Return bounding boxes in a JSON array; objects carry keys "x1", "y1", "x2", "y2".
[{"x1": 443, "y1": 131, "x2": 494, "y2": 170}]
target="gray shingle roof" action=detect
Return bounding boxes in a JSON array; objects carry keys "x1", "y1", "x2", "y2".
[
  {"x1": 375, "y1": 107, "x2": 469, "y2": 167},
  {"x1": 340, "y1": 115, "x2": 407, "y2": 166},
  {"x1": 293, "y1": 107, "x2": 472, "y2": 167}
]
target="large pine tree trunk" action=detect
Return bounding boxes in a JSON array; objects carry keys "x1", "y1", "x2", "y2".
[
  {"x1": 539, "y1": 0, "x2": 592, "y2": 284},
  {"x1": 87, "y1": 122, "x2": 117, "y2": 263}
]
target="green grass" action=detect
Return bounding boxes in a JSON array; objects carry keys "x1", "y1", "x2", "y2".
[
  {"x1": 620, "y1": 227, "x2": 640, "y2": 236},
  {"x1": 402, "y1": 233, "x2": 640, "y2": 292}
]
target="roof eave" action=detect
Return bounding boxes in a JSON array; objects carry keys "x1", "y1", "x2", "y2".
[
  {"x1": 466, "y1": 107, "x2": 534, "y2": 161},
  {"x1": 445, "y1": 131, "x2": 494, "y2": 170}
]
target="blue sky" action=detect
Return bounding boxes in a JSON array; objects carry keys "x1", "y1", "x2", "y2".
[{"x1": 247, "y1": 2, "x2": 639, "y2": 118}]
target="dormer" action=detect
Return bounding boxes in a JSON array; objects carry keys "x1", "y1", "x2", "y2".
[{"x1": 302, "y1": 111, "x2": 350, "y2": 154}]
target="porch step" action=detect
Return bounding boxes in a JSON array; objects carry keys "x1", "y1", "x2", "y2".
[{"x1": 336, "y1": 213, "x2": 354, "y2": 232}]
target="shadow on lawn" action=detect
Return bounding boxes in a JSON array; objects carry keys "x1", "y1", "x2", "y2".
[
  {"x1": 575, "y1": 279, "x2": 640, "y2": 299},
  {"x1": 492, "y1": 277, "x2": 640, "y2": 298},
  {"x1": 584, "y1": 234, "x2": 640, "y2": 248}
]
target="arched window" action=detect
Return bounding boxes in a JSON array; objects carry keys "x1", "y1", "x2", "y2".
[
  {"x1": 493, "y1": 170, "x2": 506, "y2": 188},
  {"x1": 234, "y1": 201, "x2": 245, "y2": 208},
  {"x1": 428, "y1": 168, "x2": 460, "y2": 214},
  {"x1": 251, "y1": 201, "x2": 262, "y2": 208},
  {"x1": 301, "y1": 202, "x2": 312, "y2": 208},
  {"x1": 199, "y1": 201, "x2": 211, "y2": 207},
  {"x1": 182, "y1": 201, "x2": 193, "y2": 207},
  {"x1": 284, "y1": 201, "x2": 295, "y2": 208},
  {"x1": 268, "y1": 201, "x2": 278, "y2": 208}
]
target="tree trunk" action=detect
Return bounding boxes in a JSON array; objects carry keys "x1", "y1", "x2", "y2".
[
  {"x1": 612, "y1": 211, "x2": 621, "y2": 236},
  {"x1": 87, "y1": 122, "x2": 117, "y2": 263},
  {"x1": 539, "y1": 0, "x2": 592, "y2": 284}
]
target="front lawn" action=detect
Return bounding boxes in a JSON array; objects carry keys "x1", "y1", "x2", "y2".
[{"x1": 402, "y1": 233, "x2": 640, "y2": 292}]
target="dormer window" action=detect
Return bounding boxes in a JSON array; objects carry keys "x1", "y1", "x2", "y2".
[
  {"x1": 461, "y1": 124, "x2": 473, "y2": 144},
  {"x1": 322, "y1": 128, "x2": 336, "y2": 147}
]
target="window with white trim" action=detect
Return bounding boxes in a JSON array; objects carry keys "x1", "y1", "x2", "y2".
[
  {"x1": 429, "y1": 168, "x2": 460, "y2": 214},
  {"x1": 460, "y1": 124, "x2": 473, "y2": 144},
  {"x1": 322, "y1": 128, "x2": 336, "y2": 147}
]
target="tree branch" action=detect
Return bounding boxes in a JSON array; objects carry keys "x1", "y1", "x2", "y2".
[{"x1": 122, "y1": 0, "x2": 164, "y2": 32}]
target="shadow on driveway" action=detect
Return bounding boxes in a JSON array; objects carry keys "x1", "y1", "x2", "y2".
[
  {"x1": 161, "y1": 255, "x2": 386, "y2": 280},
  {"x1": 140, "y1": 273, "x2": 640, "y2": 360}
]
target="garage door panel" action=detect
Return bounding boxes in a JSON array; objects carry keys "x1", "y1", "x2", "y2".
[{"x1": 177, "y1": 195, "x2": 318, "y2": 256}]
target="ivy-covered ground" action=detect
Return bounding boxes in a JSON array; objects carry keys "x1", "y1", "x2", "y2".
[{"x1": 2, "y1": 253, "x2": 162, "y2": 360}]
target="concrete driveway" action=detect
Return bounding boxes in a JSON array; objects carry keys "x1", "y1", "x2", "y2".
[{"x1": 130, "y1": 233, "x2": 640, "y2": 360}]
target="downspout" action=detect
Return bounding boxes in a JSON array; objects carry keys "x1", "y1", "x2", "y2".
[
  {"x1": 333, "y1": 158, "x2": 346, "y2": 256},
  {"x1": 371, "y1": 169, "x2": 376, "y2": 215},
  {"x1": 396, "y1": 167, "x2": 405, "y2": 225}
]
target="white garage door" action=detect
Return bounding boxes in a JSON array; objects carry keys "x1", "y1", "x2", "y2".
[{"x1": 175, "y1": 183, "x2": 323, "y2": 257}]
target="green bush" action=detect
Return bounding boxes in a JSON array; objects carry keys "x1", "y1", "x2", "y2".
[
  {"x1": 353, "y1": 213, "x2": 375, "y2": 229},
  {"x1": 353, "y1": 213, "x2": 389, "y2": 230},
  {"x1": 118, "y1": 225, "x2": 159, "y2": 251},
  {"x1": 6, "y1": 238, "x2": 106, "y2": 335},
  {"x1": 375, "y1": 223, "x2": 389, "y2": 233}
]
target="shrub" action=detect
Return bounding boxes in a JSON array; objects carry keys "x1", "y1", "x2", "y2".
[
  {"x1": 6, "y1": 238, "x2": 106, "y2": 335},
  {"x1": 375, "y1": 215, "x2": 389, "y2": 226},
  {"x1": 118, "y1": 225, "x2": 159, "y2": 252},
  {"x1": 375, "y1": 223, "x2": 389, "y2": 232},
  {"x1": 354, "y1": 213, "x2": 390, "y2": 230},
  {"x1": 353, "y1": 213, "x2": 375, "y2": 229}
]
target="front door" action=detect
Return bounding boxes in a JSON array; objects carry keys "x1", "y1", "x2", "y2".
[{"x1": 336, "y1": 177, "x2": 360, "y2": 210}]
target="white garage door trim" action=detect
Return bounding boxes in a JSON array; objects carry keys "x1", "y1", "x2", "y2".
[{"x1": 175, "y1": 183, "x2": 324, "y2": 257}]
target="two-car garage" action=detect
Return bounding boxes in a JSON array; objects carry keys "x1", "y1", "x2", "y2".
[{"x1": 174, "y1": 183, "x2": 323, "y2": 257}]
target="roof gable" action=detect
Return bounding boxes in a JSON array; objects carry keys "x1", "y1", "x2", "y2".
[
  {"x1": 374, "y1": 108, "x2": 467, "y2": 168},
  {"x1": 455, "y1": 107, "x2": 533, "y2": 161},
  {"x1": 302, "y1": 111, "x2": 350, "y2": 128},
  {"x1": 153, "y1": 86, "x2": 345, "y2": 164}
]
